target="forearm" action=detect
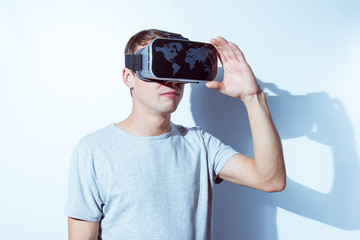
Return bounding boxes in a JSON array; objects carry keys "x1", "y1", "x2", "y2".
[{"x1": 243, "y1": 91, "x2": 286, "y2": 191}]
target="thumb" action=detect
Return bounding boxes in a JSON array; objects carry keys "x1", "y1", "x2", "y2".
[{"x1": 206, "y1": 81, "x2": 222, "y2": 90}]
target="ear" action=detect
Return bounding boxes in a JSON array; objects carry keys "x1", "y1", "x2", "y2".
[{"x1": 122, "y1": 68, "x2": 136, "y2": 89}]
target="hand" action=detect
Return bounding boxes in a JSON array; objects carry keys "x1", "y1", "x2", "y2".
[{"x1": 206, "y1": 36, "x2": 261, "y2": 100}]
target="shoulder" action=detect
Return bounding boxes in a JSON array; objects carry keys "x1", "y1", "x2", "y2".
[
  {"x1": 75, "y1": 124, "x2": 116, "y2": 150},
  {"x1": 172, "y1": 123, "x2": 232, "y2": 150}
]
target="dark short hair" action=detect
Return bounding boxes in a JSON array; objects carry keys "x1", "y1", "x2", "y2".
[{"x1": 124, "y1": 29, "x2": 167, "y2": 55}]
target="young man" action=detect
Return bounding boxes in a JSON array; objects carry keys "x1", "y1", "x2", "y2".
[{"x1": 65, "y1": 29, "x2": 286, "y2": 240}]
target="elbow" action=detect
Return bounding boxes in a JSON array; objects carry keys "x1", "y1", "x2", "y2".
[
  {"x1": 262, "y1": 174, "x2": 286, "y2": 193},
  {"x1": 271, "y1": 177, "x2": 286, "y2": 192},
  {"x1": 264, "y1": 159, "x2": 286, "y2": 192}
]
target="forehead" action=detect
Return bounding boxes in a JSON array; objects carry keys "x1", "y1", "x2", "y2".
[{"x1": 134, "y1": 39, "x2": 152, "y2": 53}]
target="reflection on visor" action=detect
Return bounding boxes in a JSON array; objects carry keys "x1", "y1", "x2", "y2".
[{"x1": 152, "y1": 39, "x2": 217, "y2": 81}]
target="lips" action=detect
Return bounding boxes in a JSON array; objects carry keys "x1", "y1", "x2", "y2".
[
  {"x1": 161, "y1": 90, "x2": 179, "y2": 96},
  {"x1": 160, "y1": 90, "x2": 180, "y2": 98}
]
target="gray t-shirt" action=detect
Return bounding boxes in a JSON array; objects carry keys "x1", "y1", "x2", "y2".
[{"x1": 65, "y1": 123, "x2": 238, "y2": 240}]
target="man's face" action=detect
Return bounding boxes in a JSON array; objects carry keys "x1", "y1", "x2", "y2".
[
  {"x1": 131, "y1": 76, "x2": 185, "y2": 116},
  {"x1": 128, "y1": 42, "x2": 185, "y2": 116}
]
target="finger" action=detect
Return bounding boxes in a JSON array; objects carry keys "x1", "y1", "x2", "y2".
[
  {"x1": 228, "y1": 41, "x2": 247, "y2": 65},
  {"x1": 205, "y1": 81, "x2": 222, "y2": 90},
  {"x1": 215, "y1": 36, "x2": 238, "y2": 62},
  {"x1": 218, "y1": 37, "x2": 239, "y2": 61},
  {"x1": 211, "y1": 38, "x2": 224, "y2": 65},
  {"x1": 211, "y1": 37, "x2": 226, "y2": 63},
  {"x1": 214, "y1": 37, "x2": 232, "y2": 62},
  {"x1": 211, "y1": 36, "x2": 233, "y2": 63}
]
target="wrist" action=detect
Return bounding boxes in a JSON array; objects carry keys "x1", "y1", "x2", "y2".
[
  {"x1": 242, "y1": 90, "x2": 265, "y2": 104},
  {"x1": 242, "y1": 90, "x2": 272, "y2": 119}
]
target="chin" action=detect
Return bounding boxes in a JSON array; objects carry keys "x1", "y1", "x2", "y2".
[
  {"x1": 157, "y1": 101, "x2": 180, "y2": 113},
  {"x1": 159, "y1": 105, "x2": 179, "y2": 114}
]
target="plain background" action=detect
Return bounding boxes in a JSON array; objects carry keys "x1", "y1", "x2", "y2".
[{"x1": 1, "y1": 0, "x2": 359, "y2": 239}]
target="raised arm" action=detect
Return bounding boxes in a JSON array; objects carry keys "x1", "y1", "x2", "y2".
[
  {"x1": 207, "y1": 36, "x2": 286, "y2": 192},
  {"x1": 68, "y1": 217, "x2": 99, "y2": 240}
]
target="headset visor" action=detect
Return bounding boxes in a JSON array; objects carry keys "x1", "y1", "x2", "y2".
[{"x1": 126, "y1": 38, "x2": 218, "y2": 83}]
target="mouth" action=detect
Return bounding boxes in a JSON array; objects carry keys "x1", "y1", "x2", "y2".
[{"x1": 160, "y1": 90, "x2": 180, "y2": 98}]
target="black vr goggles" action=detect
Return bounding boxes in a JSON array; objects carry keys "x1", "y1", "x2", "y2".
[{"x1": 125, "y1": 30, "x2": 218, "y2": 83}]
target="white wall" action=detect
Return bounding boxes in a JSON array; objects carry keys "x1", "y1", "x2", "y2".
[{"x1": 1, "y1": 0, "x2": 359, "y2": 239}]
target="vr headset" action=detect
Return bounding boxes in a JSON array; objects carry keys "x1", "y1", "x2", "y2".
[{"x1": 125, "y1": 30, "x2": 218, "y2": 83}]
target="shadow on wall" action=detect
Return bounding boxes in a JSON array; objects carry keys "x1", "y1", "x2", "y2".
[{"x1": 190, "y1": 68, "x2": 360, "y2": 240}]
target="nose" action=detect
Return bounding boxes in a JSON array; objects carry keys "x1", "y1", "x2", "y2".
[
  {"x1": 164, "y1": 81, "x2": 181, "y2": 88},
  {"x1": 164, "y1": 81, "x2": 173, "y2": 87},
  {"x1": 160, "y1": 80, "x2": 185, "y2": 92}
]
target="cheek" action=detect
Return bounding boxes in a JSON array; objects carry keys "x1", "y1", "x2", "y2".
[{"x1": 133, "y1": 82, "x2": 160, "y2": 100}]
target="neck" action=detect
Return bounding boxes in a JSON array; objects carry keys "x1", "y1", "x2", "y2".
[{"x1": 116, "y1": 111, "x2": 172, "y2": 137}]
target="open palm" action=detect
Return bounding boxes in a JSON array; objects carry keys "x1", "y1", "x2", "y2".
[{"x1": 206, "y1": 36, "x2": 261, "y2": 100}]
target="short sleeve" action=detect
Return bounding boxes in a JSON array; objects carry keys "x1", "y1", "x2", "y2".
[
  {"x1": 64, "y1": 140, "x2": 103, "y2": 222},
  {"x1": 199, "y1": 128, "x2": 238, "y2": 184}
]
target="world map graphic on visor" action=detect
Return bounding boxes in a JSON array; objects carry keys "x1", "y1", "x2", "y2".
[{"x1": 151, "y1": 39, "x2": 217, "y2": 81}]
